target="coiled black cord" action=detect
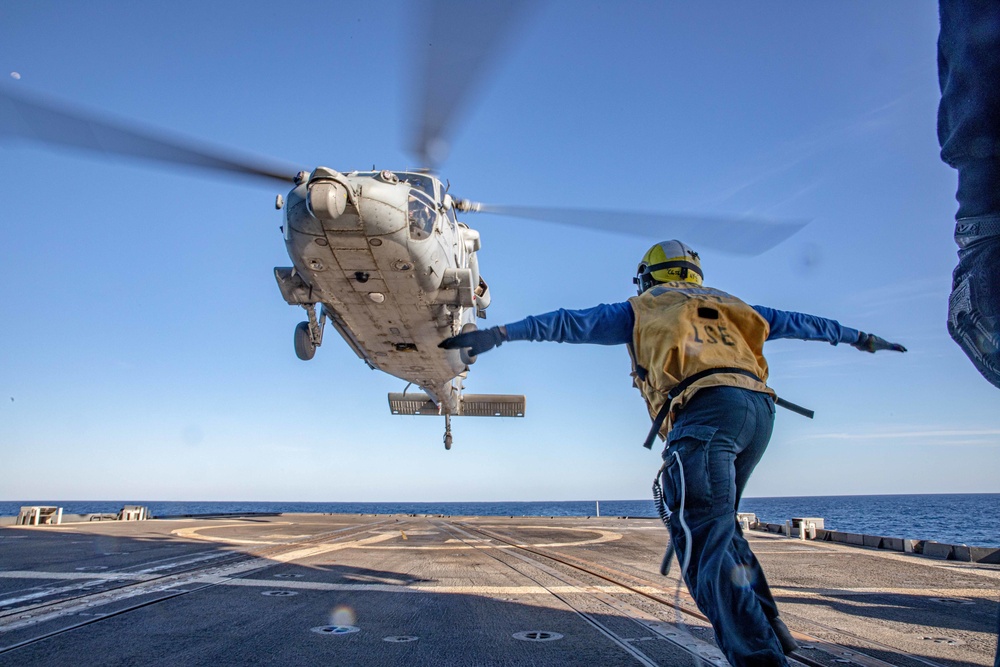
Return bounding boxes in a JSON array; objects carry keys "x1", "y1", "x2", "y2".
[{"x1": 652, "y1": 461, "x2": 676, "y2": 576}]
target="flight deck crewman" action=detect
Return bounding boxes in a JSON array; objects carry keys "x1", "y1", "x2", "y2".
[{"x1": 440, "y1": 240, "x2": 906, "y2": 667}]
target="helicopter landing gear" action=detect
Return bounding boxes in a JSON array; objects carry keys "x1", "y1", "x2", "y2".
[
  {"x1": 443, "y1": 414, "x2": 452, "y2": 450},
  {"x1": 294, "y1": 322, "x2": 315, "y2": 360},
  {"x1": 294, "y1": 303, "x2": 326, "y2": 361}
]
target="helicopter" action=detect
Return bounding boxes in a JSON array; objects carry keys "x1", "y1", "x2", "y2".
[
  {"x1": 0, "y1": 4, "x2": 805, "y2": 450},
  {"x1": 274, "y1": 165, "x2": 519, "y2": 451}
]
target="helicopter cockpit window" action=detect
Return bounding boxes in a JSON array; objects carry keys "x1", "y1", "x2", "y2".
[
  {"x1": 395, "y1": 173, "x2": 435, "y2": 198},
  {"x1": 408, "y1": 192, "x2": 437, "y2": 240}
]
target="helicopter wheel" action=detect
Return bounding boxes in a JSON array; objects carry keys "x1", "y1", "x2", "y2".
[
  {"x1": 443, "y1": 414, "x2": 452, "y2": 450},
  {"x1": 293, "y1": 321, "x2": 316, "y2": 361},
  {"x1": 444, "y1": 434, "x2": 452, "y2": 450}
]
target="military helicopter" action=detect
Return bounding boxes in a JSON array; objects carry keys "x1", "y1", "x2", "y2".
[{"x1": 0, "y1": 4, "x2": 805, "y2": 450}]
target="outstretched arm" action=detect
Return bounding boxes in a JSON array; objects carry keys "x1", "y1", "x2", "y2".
[
  {"x1": 439, "y1": 302, "x2": 634, "y2": 356},
  {"x1": 753, "y1": 305, "x2": 906, "y2": 353}
]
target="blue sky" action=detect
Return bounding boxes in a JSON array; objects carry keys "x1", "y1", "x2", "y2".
[{"x1": 1, "y1": 1, "x2": 996, "y2": 502}]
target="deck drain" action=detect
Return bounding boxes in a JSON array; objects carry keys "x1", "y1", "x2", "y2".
[
  {"x1": 513, "y1": 631, "x2": 563, "y2": 642},
  {"x1": 274, "y1": 573, "x2": 304, "y2": 578},
  {"x1": 383, "y1": 636, "x2": 419, "y2": 643},
  {"x1": 930, "y1": 597, "x2": 974, "y2": 605},
  {"x1": 311, "y1": 625, "x2": 360, "y2": 635},
  {"x1": 922, "y1": 636, "x2": 965, "y2": 646},
  {"x1": 261, "y1": 590, "x2": 298, "y2": 597}
]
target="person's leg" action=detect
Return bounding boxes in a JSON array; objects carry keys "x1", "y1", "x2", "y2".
[
  {"x1": 938, "y1": 0, "x2": 1000, "y2": 388},
  {"x1": 727, "y1": 392, "x2": 798, "y2": 654},
  {"x1": 663, "y1": 387, "x2": 786, "y2": 666},
  {"x1": 939, "y1": 4, "x2": 1000, "y2": 656}
]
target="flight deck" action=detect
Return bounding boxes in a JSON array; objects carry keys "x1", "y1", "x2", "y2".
[{"x1": 1, "y1": 514, "x2": 997, "y2": 666}]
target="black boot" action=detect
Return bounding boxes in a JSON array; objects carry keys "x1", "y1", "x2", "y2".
[
  {"x1": 770, "y1": 617, "x2": 799, "y2": 655},
  {"x1": 949, "y1": 218, "x2": 1000, "y2": 389}
]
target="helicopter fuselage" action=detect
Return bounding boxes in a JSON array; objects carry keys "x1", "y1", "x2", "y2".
[{"x1": 274, "y1": 167, "x2": 489, "y2": 414}]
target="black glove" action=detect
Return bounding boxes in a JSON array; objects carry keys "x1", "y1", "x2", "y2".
[
  {"x1": 852, "y1": 332, "x2": 907, "y2": 353},
  {"x1": 439, "y1": 326, "x2": 506, "y2": 356}
]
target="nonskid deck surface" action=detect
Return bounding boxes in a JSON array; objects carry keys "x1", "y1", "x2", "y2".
[{"x1": 0, "y1": 514, "x2": 997, "y2": 666}]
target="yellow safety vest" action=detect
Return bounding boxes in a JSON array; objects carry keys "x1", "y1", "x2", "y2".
[{"x1": 627, "y1": 282, "x2": 774, "y2": 439}]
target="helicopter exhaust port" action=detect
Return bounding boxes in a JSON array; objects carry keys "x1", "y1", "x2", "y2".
[
  {"x1": 434, "y1": 268, "x2": 476, "y2": 307},
  {"x1": 458, "y1": 323, "x2": 478, "y2": 366}
]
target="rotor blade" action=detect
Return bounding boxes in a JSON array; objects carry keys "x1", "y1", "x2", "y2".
[
  {"x1": 0, "y1": 86, "x2": 300, "y2": 185},
  {"x1": 410, "y1": 0, "x2": 535, "y2": 168},
  {"x1": 473, "y1": 204, "x2": 808, "y2": 255}
]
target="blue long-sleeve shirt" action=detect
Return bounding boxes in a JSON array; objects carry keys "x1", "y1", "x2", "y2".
[{"x1": 504, "y1": 302, "x2": 860, "y2": 346}]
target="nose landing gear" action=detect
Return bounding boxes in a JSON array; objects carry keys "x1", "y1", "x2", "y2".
[{"x1": 443, "y1": 414, "x2": 452, "y2": 450}]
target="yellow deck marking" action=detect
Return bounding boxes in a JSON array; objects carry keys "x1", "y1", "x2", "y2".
[
  {"x1": 171, "y1": 522, "x2": 294, "y2": 545},
  {"x1": 484, "y1": 524, "x2": 623, "y2": 548},
  {"x1": 359, "y1": 525, "x2": 622, "y2": 550},
  {"x1": 269, "y1": 531, "x2": 398, "y2": 562}
]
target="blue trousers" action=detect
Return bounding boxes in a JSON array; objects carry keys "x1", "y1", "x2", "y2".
[
  {"x1": 660, "y1": 386, "x2": 786, "y2": 667},
  {"x1": 938, "y1": 0, "x2": 1000, "y2": 388},
  {"x1": 940, "y1": 5, "x2": 1000, "y2": 661}
]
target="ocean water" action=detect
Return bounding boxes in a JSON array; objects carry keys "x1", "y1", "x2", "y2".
[{"x1": 2, "y1": 494, "x2": 998, "y2": 547}]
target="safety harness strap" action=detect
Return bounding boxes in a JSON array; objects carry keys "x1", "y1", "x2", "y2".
[
  {"x1": 641, "y1": 367, "x2": 762, "y2": 449},
  {"x1": 641, "y1": 368, "x2": 816, "y2": 449}
]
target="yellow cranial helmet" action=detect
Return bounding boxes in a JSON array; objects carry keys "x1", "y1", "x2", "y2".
[{"x1": 634, "y1": 240, "x2": 703, "y2": 293}]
